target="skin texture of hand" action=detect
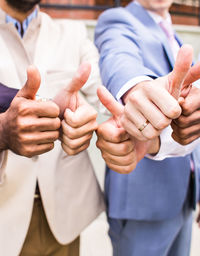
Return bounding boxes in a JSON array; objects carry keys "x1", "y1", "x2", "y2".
[
  {"x1": 171, "y1": 86, "x2": 200, "y2": 145},
  {"x1": 96, "y1": 86, "x2": 160, "y2": 174},
  {"x1": 0, "y1": 66, "x2": 60, "y2": 157},
  {"x1": 196, "y1": 202, "x2": 200, "y2": 228},
  {"x1": 54, "y1": 63, "x2": 98, "y2": 155},
  {"x1": 121, "y1": 44, "x2": 194, "y2": 141}
]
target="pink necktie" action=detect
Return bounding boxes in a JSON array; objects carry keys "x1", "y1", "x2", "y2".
[{"x1": 159, "y1": 20, "x2": 180, "y2": 59}]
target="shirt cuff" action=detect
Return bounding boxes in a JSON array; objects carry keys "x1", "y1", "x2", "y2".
[
  {"x1": 146, "y1": 126, "x2": 200, "y2": 161},
  {"x1": 116, "y1": 76, "x2": 153, "y2": 103}
]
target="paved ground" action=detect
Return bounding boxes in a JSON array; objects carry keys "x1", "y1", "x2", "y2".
[{"x1": 82, "y1": 127, "x2": 200, "y2": 256}]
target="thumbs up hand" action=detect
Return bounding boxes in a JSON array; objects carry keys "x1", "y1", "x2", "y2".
[
  {"x1": 54, "y1": 63, "x2": 98, "y2": 155},
  {"x1": 0, "y1": 66, "x2": 60, "y2": 157},
  {"x1": 121, "y1": 44, "x2": 193, "y2": 141},
  {"x1": 96, "y1": 86, "x2": 159, "y2": 174}
]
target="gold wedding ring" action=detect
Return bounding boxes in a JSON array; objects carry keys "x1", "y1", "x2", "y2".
[{"x1": 138, "y1": 120, "x2": 149, "y2": 132}]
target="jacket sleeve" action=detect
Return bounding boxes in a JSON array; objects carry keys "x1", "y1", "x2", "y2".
[
  {"x1": 0, "y1": 83, "x2": 18, "y2": 113},
  {"x1": 95, "y1": 8, "x2": 157, "y2": 99}
]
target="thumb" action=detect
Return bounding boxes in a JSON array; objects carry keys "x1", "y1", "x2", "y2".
[
  {"x1": 97, "y1": 86, "x2": 124, "y2": 123},
  {"x1": 168, "y1": 44, "x2": 193, "y2": 99},
  {"x1": 17, "y1": 65, "x2": 41, "y2": 100},
  {"x1": 66, "y1": 63, "x2": 91, "y2": 93}
]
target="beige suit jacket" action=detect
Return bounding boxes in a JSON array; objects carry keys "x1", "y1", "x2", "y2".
[{"x1": 0, "y1": 9, "x2": 105, "y2": 256}]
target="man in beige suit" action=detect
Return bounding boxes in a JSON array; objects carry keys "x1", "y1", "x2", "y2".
[{"x1": 0, "y1": 0, "x2": 104, "y2": 255}]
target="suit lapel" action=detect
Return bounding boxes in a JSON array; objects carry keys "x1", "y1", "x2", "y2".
[
  {"x1": 126, "y1": 2, "x2": 175, "y2": 69},
  {"x1": 32, "y1": 13, "x2": 60, "y2": 96},
  {"x1": 0, "y1": 24, "x2": 26, "y2": 88}
]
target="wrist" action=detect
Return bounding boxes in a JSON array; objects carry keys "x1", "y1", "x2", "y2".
[
  {"x1": 147, "y1": 136, "x2": 160, "y2": 155},
  {"x1": 0, "y1": 113, "x2": 8, "y2": 151},
  {"x1": 122, "y1": 81, "x2": 151, "y2": 104}
]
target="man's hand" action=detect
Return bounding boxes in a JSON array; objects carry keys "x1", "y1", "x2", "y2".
[
  {"x1": 54, "y1": 63, "x2": 98, "y2": 155},
  {"x1": 96, "y1": 86, "x2": 160, "y2": 174},
  {"x1": 121, "y1": 45, "x2": 193, "y2": 141},
  {"x1": 196, "y1": 202, "x2": 200, "y2": 228},
  {"x1": 171, "y1": 86, "x2": 200, "y2": 145},
  {"x1": 0, "y1": 66, "x2": 60, "y2": 157}
]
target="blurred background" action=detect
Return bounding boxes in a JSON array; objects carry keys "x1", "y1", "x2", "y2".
[{"x1": 39, "y1": 1, "x2": 200, "y2": 255}]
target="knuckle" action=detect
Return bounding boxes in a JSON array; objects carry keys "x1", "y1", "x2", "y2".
[
  {"x1": 168, "y1": 104, "x2": 181, "y2": 118},
  {"x1": 155, "y1": 118, "x2": 170, "y2": 130},
  {"x1": 18, "y1": 133, "x2": 29, "y2": 144},
  {"x1": 101, "y1": 151, "x2": 107, "y2": 161},
  {"x1": 62, "y1": 143, "x2": 73, "y2": 155},
  {"x1": 129, "y1": 91, "x2": 140, "y2": 105},
  {"x1": 120, "y1": 142, "x2": 132, "y2": 154},
  {"x1": 52, "y1": 131, "x2": 59, "y2": 141},
  {"x1": 122, "y1": 165, "x2": 134, "y2": 174},
  {"x1": 143, "y1": 130, "x2": 159, "y2": 140},
  {"x1": 89, "y1": 108, "x2": 98, "y2": 119},
  {"x1": 178, "y1": 129, "x2": 188, "y2": 139},
  {"x1": 16, "y1": 117, "x2": 26, "y2": 131},
  {"x1": 63, "y1": 125, "x2": 76, "y2": 139},
  {"x1": 47, "y1": 143, "x2": 55, "y2": 151},
  {"x1": 176, "y1": 117, "x2": 188, "y2": 128},
  {"x1": 182, "y1": 101, "x2": 192, "y2": 115},
  {"x1": 69, "y1": 116, "x2": 80, "y2": 128},
  {"x1": 54, "y1": 118, "x2": 61, "y2": 129},
  {"x1": 68, "y1": 140, "x2": 79, "y2": 149},
  {"x1": 22, "y1": 147, "x2": 34, "y2": 158},
  {"x1": 17, "y1": 101, "x2": 26, "y2": 113}
]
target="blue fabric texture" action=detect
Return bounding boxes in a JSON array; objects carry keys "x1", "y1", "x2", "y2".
[
  {"x1": 95, "y1": 1, "x2": 199, "y2": 221},
  {"x1": 6, "y1": 8, "x2": 38, "y2": 37}
]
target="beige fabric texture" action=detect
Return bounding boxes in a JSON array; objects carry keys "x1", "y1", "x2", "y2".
[{"x1": 0, "y1": 8, "x2": 105, "y2": 256}]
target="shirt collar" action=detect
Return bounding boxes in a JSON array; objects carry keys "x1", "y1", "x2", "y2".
[
  {"x1": 134, "y1": 0, "x2": 171, "y2": 25},
  {"x1": 6, "y1": 7, "x2": 38, "y2": 37}
]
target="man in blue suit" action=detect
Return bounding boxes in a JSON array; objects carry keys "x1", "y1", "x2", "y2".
[{"x1": 95, "y1": 0, "x2": 200, "y2": 255}]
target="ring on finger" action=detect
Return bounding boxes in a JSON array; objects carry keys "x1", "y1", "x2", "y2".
[{"x1": 138, "y1": 120, "x2": 149, "y2": 132}]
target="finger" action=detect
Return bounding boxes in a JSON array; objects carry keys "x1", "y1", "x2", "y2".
[
  {"x1": 145, "y1": 81, "x2": 181, "y2": 119},
  {"x1": 173, "y1": 111, "x2": 200, "y2": 128},
  {"x1": 66, "y1": 63, "x2": 91, "y2": 93},
  {"x1": 168, "y1": 44, "x2": 193, "y2": 99},
  {"x1": 17, "y1": 65, "x2": 41, "y2": 100},
  {"x1": 62, "y1": 140, "x2": 90, "y2": 156},
  {"x1": 31, "y1": 101, "x2": 60, "y2": 118},
  {"x1": 97, "y1": 121, "x2": 129, "y2": 142},
  {"x1": 120, "y1": 114, "x2": 147, "y2": 141},
  {"x1": 181, "y1": 61, "x2": 200, "y2": 97},
  {"x1": 124, "y1": 93, "x2": 171, "y2": 131},
  {"x1": 26, "y1": 131, "x2": 59, "y2": 144},
  {"x1": 171, "y1": 131, "x2": 199, "y2": 145},
  {"x1": 96, "y1": 137, "x2": 134, "y2": 156},
  {"x1": 101, "y1": 149, "x2": 136, "y2": 167},
  {"x1": 22, "y1": 143, "x2": 55, "y2": 157},
  {"x1": 171, "y1": 121, "x2": 200, "y2": 141},
  {"x1": 64, "y1": 105, "x2": 97, "y2": 128},
  {"x1": 19, "y1": 117, "x2": 61, "y2": 132},
  {"x1": 97, "y1": 86, "x2": 124, "y2": 126},
  {"x1": 180, "y1": 87, "x2": 200, "y2": 115},
  {"x1": 105, "y1": 161, "x2": 136, "y2": 174},
  {"x1": 62, "y1": 133, "x2": 92, "y2": 150},
  {"x1": 62, "y1": 118, "x2": 97, "y2": 140}
]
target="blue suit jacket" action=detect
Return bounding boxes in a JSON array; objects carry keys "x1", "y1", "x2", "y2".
[{"x1": 95, "y1": 2, "x2": 199, "y2": 220}]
